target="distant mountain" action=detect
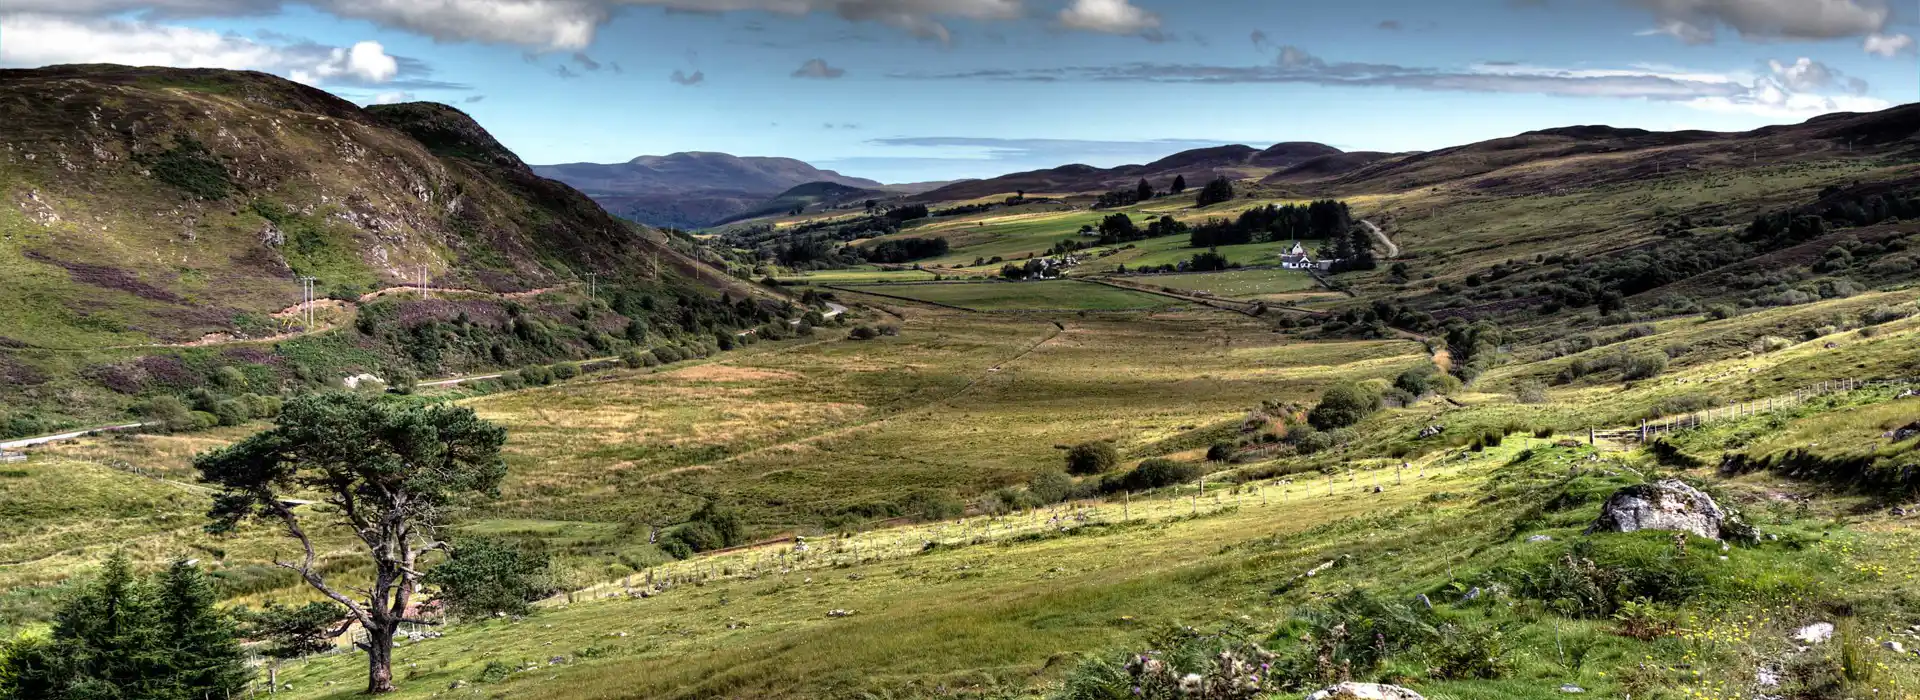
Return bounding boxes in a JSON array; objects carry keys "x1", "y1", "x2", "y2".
[
  {"x1": 911, "y1": 141, "x2": 1344, "y2": 202},
  {"x1": 714, "y1": 181, "x2": 891, "y2": 226},
  {"x1": 534, "y1": 152, "x2": 884, "y2": 229}
]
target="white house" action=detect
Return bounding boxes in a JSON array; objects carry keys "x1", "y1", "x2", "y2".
[{"x1": 1279, "y1": 242, "x2": 1315, "y2": 270}]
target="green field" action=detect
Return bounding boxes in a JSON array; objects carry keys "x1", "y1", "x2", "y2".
[
  {"x1": 1126, "y1": 268, "x2": 1320, "y2": 299},
  {"x1": 772, "y1": 266, "x2": 939, "y2": 284},
  {"x1": 839, "y1": 280, "x2": 1179, "y2": 311}
]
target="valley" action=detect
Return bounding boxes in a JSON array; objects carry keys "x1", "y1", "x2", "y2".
[{"x1": 3, "y1": 62, "x2": 1920, "y2": 700}]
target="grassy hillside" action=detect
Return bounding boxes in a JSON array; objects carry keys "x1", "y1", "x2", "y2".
[{"x1": 0, "y1": 65, "x2": 771, "y2": 439}]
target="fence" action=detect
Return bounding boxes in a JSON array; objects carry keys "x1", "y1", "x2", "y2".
[
  {"x1": 0, "y1": 451, "x2": 24, "y2": 464},
  {"x1": 1596, "y1": 376, "x2": 1916, "y2": 444}
]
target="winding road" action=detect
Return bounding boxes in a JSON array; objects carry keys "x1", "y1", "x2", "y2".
[{"x1": 1360, "y1": 220, "x2": 1399, "y2": 259}]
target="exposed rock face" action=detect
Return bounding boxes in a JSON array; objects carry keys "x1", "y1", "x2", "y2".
[
  {"x1": 1306, "y1": 682, "x2": 1426, "y2": 700},
  {"x1": 1588, "y1": 479, "x2": 1733, "y2": 540}
]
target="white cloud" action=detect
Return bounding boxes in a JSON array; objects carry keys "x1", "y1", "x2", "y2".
[
  {"x1": 1629, "y1": 0, "x2": 1912, "y2": 57},
  {"x1": 0, "y1": 0, "x2": 1035, "y2": 49},
  {"x1": 288, "y1": 41, "x2": 397, "y2": 84},
  {"x1": 1864, "y1": 32, "x2": 1915, "y2": 57},
  {"x1": 904, "y1": 49, "x2": 1890, "y2": 120},
  {"x1": 0, "y1": 14, "x2": 469, "y2": 90},
  {"x1": 1057, "y1": 0, "x2": 1160, "y2": 35},
  {"x1": 370, "y1": 90, "x2": 414, "y2": 104},
  {"x1": 0, "y1": 13, "x2": 286, "y2": 71}
]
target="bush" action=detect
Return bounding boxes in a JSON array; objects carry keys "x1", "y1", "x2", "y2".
[
  {"x1": 1308, "y1": 381, "x2": 1381, "y2": 430},
  {"x1": 1065, "y1": 441, "x2": 1121, "y2": 475},
  {"x1": 1394, "y1": 364, "x2": 1440, "y2": 397},
  {"x1": 1206, "y1": 441, "x2": 1235, "y2": 463},
  {"x1": 1751, "y1": 335, "x2": 1794, "y2": 354},
  {"x1": 1513, "y1": 380, "x2": 1548, "y2": 404},
  {"x1": 424, "y1": 538, "x2": 553, "y2": 620},
  {"x1": 386, "y1": 369, "x2": 417, "y2": 395},
  {"x1": 1028, "y1": 470, "x2": 1076, "y2": 504},
  {"x1": 550, "y1": 363, "x2": 579, "y2": 381},
  {"x1": 902, "y1": 490, "x2": 964, "y2": 522},
  {"x1": 653, "y1": 346, "x2": 685, "y2": 363},
  {"x1": 1101, "y1": 458, "x2": 1199, "y2": 493},
  {"x1": 848, "y1": 326, "x2": 880, "y2": 341},
  {"x1": 1619, "y1": 352, "x2": 1668, "y2": 380}
]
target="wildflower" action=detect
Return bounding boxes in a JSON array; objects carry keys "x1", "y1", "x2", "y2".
[{"x1": 1179, "y1": 673, "x2": 1203, "y2": 694}]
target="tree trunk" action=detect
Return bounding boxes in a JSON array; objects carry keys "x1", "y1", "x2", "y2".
[{"x1": 366, "y1": 625, "x2": 397, "y2": 693}]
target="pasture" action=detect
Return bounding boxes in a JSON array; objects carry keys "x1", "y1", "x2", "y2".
[
  {"x1": 837, "y1": 280, "x2": 1178, "y2": 311},
  {"x1": 1127, "y1": 268, "x2": 1320, "y2": 299}
]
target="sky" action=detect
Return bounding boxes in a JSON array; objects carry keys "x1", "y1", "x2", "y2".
[{"x1": 1, "y1": 0, "x2": 1917, "y2": 183}]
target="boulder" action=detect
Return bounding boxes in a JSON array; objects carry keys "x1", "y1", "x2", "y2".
[
  {"x1": 1589, "y1": 479, "x2": 1748, "y2": 541},
  {"x1": 1306, "y1": 682, "x2": 1426, "y2": 700},
  {"x1": 1792, "y1": 622, "x2": 1834, "y2": 645}
]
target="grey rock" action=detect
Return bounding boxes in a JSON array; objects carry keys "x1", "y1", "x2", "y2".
[
  {"x1": 1306, "y1": 682, "x2": 1426, "y2": 700},
  {"x1": 1589, "y1": 478, "x2": 1751, "y2": 541},
  {"x1": 1792, "y1": 622, "x2": 1835, "y2": 645},
  {"x1": 1559, "y1": 684, "x2": 1585, "y2": 693},
  {"x1": 1526, "y1": 535, "x2": 1554, "y2": 543},
  {"x1": 1885, "y1": 640, "x2": 1907, "y2": 654}
]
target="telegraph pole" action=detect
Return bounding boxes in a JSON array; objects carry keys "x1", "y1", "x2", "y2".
[{"x1": 586, "y1": 273, "x2": 598, "y2": 304}]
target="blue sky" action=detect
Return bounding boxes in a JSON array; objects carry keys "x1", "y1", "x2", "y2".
[{"x1": 2, "y1": 0, "x2": 1916, "y2": 182}]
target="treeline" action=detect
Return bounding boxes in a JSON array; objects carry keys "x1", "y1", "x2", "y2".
[
  {"x1": 1187, "y1": 200, "x2": 1351, "y2": 248},
  {"x1": 1090, "y1": 213, "x2": 1188, "y2": 245},
  {"x1": 860, "y1": 237, "x2": 950, "y2": 264}
]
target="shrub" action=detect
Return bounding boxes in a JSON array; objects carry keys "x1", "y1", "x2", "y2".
[
  {"x1": 1394, "y1": 364, "x2": 1440, "y2": 396},
  {"x1": 1065, "y1": 441, "x2": 1121, "y2": 475},
  {"x1": 1101, "y1": 458, "x2": 1199, "y2": 493},
  {"x1": 1619, "y1": 352, "x2": 1668, "y2": 380},
  {"x1": 621, "y1": 349, "x2": 649, "y2": 368},
  {"x1": 902, "y1": 490, "x2": 965, "y2": 522},
  {"x1": 848, "y1": 326, "x2": 880, "y2": 341},
  {"x1": 1706, "y1": 305, "x2": 1737, "y2": 320},
  {"x1": 386, "y1": 369, "x2": 417, "y2": 395},
  {"x1": 550, "y1": 363, "x2": 579, "y2": 381},
  {"x1": 424, "y1": 538, "x2": 553, "y2": 620},
  {"x1": 1751, "y1": 335, "x2": 1794, "y2": 354},
  {"x1": 1028, "y1": 470, "x2": 1076, "y2": 503},
  {"x1": 653, "y1": 346, "x2": 685, "y2": 363},
  {"x1": 1308, "y1": 381, "x2": 1381, "y2": 430},
  {"x1": 1513, "y1": 380, "x2": 1548, "y2": 404},
  {"x1": 1206, "y1": 441, "x2": 1235, "y2": 462}
]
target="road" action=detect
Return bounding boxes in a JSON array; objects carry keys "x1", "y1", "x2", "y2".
[
  {"x1": 1, "y1": 423, "x2": 150, "y2": 451},
  {"x1": 1360, "y1": 220, "x2": 1399, "y2": 258}
]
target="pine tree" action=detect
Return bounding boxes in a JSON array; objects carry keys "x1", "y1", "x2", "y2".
[
  {"x1": 50, "y1": 552, "x2": 167, "y2": 698},
  {"x1": 1135, "y1": 178, "x2": 1154, "y2": 203},
  {"x1": 0, "y1": 556, "x2": 252, "y2": 700},
  {"x1": 1170, "y1": 174, "x2": 1187, "y2": 194},
  {"x1": 153, "y1": 561, "x2": 249, "y2": 699}
]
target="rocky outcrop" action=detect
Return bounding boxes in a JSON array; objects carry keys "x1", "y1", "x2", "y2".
[
  {"x1": 1306, "y1": 682, "x2": 1426, "y2": 700},
  {"x1": 1588, "y1": 479, "x2": 1755, "y2": 541}
]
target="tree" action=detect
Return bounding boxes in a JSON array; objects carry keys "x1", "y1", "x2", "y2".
[
  {"x1": 194, "y1": 393, "x2": 508, "y2": 694},
  {"x1": 424, "y1": 539, "x2": 553, "y2": 619},
  {"x1": 1170, "y1": 174, "x2": 1187, "y2": 194},
  {"x1": 1136, "y1": 178, "x2": 1155, "y2": 203},
  {"x1": 239, "y1": 601, "x2": 346, "y2": 690},
  {"x1": 154, "y1": 560, "x2": 250, "y2": 696},
  {"x1": 0, "y1": 555, "x2": 249, "y2": 700},
  {"x1": 1065, "y1": 441, "x2": 1120, "y2": 475},
  {"x1": 1308, "y1": 381, "x2": 1381, "y2": 430},
  {"x1": 1195, "y1": 177, "x2": 1235, "y2": 207}
]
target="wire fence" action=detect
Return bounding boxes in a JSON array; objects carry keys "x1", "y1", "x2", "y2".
[{"x1": 1596, "y1": 376, "x2": 1917, "y2": 443}]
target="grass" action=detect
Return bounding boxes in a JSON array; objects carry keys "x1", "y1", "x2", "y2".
[
  {"x1": 772, "y1": 266, "x2": 940, "y2": 285},
  {"x1": 838, "y1": 280, "x2": 1179, "y2": 311},
  {"x1": 1125, "y1": 268, "x2": 1320, "y2": 300}
]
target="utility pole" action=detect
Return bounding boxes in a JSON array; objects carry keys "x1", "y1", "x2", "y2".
[
  {"x1": 587, "y1": 272, "x2": 598, "y2": 304},
  {"x1": 419, "y1": 264, "x2": 429, "y2": 299}
]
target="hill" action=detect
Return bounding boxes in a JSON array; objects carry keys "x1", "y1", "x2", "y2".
[
  {"x1": 712, "y1": 181, "x2": 891, "y2": 225},
  {"x1": 911, "y1": 140, "x2": 1345, "y2": 201},
  {"x1": 534, "y1": 152, "x2": 884, "y2": 229},
  {"x1": 0, "y1": 64, "x2": 768, "y2": 438}
]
